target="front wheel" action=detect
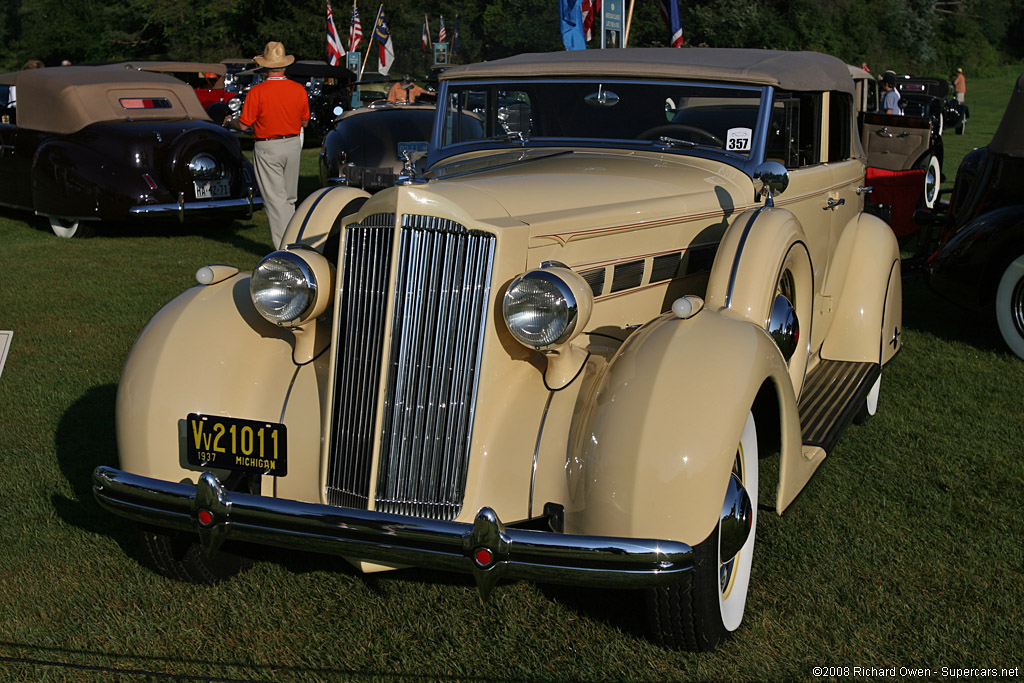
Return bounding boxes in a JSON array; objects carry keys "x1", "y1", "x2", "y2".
[
  {"x1": 645, "y1": 411, "x2": 758, "y2": 650},
  {"x1": 995, "y1": 254, "x2": 1024, "y2": 360},
  {"x1": 48, "y1": 215, "x2": 94, "y2": 238}
]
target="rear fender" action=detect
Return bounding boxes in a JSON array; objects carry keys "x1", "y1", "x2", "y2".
[
  {"x1": 821, "y1": 212, "x2": 902, "y2": 364},
  {"x1": 564, "y1": 308, "x2": 803, "y2": 546},
  {"x1": 33, "y1": 140, "x2": 138, "y2": 219},
  {"x1": 116, "y1": 274, "x2": 327, "y2": 503}
]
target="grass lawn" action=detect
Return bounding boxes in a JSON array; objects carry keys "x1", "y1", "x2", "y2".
[{"x1": 1, "y1": 69, "x2": 1022, "y2": 681}]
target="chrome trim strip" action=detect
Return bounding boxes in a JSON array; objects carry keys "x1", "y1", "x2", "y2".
[
  {"x1": 128, "y1": 196, "x2": 264, "y2": 216},
  {"x1": 529, "y1": 391, "x2": 555, "y2": 519},
  {"x1": 93, "y1": 466, "x2": 692, "y2": 595},
  {"x1": 724, "y1": 206, "x2": 766, "y2": 309}
]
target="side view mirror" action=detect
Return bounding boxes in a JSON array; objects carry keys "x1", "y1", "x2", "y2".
[{"x1": 753, "y1": 161, "x2": 789, "y2": 206}]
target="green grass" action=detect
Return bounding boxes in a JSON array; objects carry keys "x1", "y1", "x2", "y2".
[{"x1": 2, "y1": 74, "x2": 1024, "y2": 681}]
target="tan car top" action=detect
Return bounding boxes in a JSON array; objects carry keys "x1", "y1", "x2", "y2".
[
  {"x1": 110, "y1": 61, "x2": 227, "y2": 89},
  {"x1": 0, "y1": 66, "x2": 209, "y2": 134},
  {"x1": 441, "y1": 48, "x2": 857, "y2": 96}
]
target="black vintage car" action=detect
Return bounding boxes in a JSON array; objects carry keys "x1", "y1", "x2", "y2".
[
  {"x1": 915, "y1": 73, "x2": 1024, "y2": 359},
  {"x1": 0, "y1": 66, "x2": 261, "y2": 237},
  {"x1": 318, "y1": 102, "x2": 447, "y2": 191},
  {"x1": 895, "y1": 74, "x2": 968, "y2": 136}
]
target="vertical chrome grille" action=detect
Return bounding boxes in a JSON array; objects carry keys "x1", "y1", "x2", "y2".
[
  {"x1": 375, "y1": 214, "x2": 495, "y2": 520},
  {"x1": 326, "y1": 213, "x2": 396, "y2": 508},
  {"x1": 325, "y1": 212, "x2": 495, "y2": 521}
]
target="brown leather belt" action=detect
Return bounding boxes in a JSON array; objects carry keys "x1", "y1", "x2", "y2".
[{"x1": 254, "y1": 134, "x2": 299, "y2": 141}]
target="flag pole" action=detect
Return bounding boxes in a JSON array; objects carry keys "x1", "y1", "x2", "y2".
[
  {"x1": 358, "y1": 3, "x2": 383, "y2": 81},
  {"x1": 623, "y1": 0, "x2": 636, "y2": 47}
]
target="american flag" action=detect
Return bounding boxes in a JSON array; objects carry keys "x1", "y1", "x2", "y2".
[
  {"x1": 438, "y1": 15, "x2": 447, "y2": 43},
  {"x1": 348, "y1": 3, "x2": 363, "y2": 52},
  {"x1": 327, "y1": 3, "x2": 344, "y2": 65},
  {"x1": 659, "y1": 0, "x2": 683, "y2": 47},
  {"x1": 581, "y1": 0, "x2": 600, "y2": 42}
]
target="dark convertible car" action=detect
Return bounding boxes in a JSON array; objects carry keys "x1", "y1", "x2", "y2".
[
  {"x1": 0, "y1": 66, "x2": 261, "y2": 237},
  {"x1": 915, "y1": 73, "x2": 1024, "y2": 359}
]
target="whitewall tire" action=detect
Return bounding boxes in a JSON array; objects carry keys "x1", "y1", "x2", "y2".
[{"x1": 995, "y1": 254, "x2": 1024, "y2": 360}]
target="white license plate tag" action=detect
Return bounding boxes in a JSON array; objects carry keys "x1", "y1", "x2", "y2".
[{"x1": 194, "y1": 179, "x2": 230, "y2": 199}]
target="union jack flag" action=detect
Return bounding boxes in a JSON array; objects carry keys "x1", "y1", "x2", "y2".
[
  {"x1": 438, "y1": 15, "x2": 447, "y2": 43},
  {"x1": 348, "y1": 3, "x2": 363, "y2": 52},
  {"x1": 327, "y1": 3, "x2": 344, "y2": 65}
]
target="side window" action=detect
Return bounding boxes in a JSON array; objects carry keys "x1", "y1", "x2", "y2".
[
  {"x1": 765, "y1": 92, "x2": 821, "y2": 169},
  {"x1": 828, "y1": 92, "x2": 853, "y2": 162}
]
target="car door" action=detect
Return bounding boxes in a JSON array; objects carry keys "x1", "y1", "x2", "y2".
[
  {"x1": 859, "y1": 112, "x2": 930, "y2": 171},
  {"x1": 0, "y1": 122, "x2": 31, "y2": 209}
]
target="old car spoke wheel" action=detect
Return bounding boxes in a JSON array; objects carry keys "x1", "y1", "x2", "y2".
[
  {"x1": 48, "y1": 215, "x2": 93, "y2": 239},
  {"x1": 645, "y1": 411, "x2": 758, "y2": 650},
  {"x1": 995, "y1": 254, "x2": 1024, "y2": 360}
]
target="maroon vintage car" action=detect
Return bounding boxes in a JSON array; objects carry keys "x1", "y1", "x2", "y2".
[{"x1": 0, "y1": 66, "x2": 261, "y2": 237}]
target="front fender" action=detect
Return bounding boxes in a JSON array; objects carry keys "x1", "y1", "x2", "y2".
[
  {"x1": 564, "y1": 308, "x2": 802, "y2": 547},
  {"x1": 116, "y1": 273, "x2": 326, "y2": 500},
  {"x1": 930, "y1": 205, "x2": 1024, "y2": 310},
  {"x1": 282, "y1": 185, "x2": 371, "y2": 254}
]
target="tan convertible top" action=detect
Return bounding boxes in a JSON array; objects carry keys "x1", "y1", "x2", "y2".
[
  {"x1": 0, "y1": 66, "x2": 209, "y2": 134},
  {"x1": 441, "y1": 48, "x2": 857, "y2": 96},
  {"x1": 110, "y1": 61, "x2": 227, "y2": 88}
]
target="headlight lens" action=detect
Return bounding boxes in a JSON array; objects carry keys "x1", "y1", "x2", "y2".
[
  {"x1": 250, "y1": 252, "x2": 317, "y2": 325},
  {"x1": 504, "y1": 269, "x2": 587, "y2": 349}
]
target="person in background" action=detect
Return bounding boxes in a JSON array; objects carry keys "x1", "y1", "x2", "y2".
[
  {"x1": 225, "y1": 41, "x2": 309, "y2": 249},
  {"x1": 953, "y1": 67, "x2": 966, "y2": 104},
  {"x1": 387, "y1": 75, "x2": 427, "y2": 103},
  {"x1": 881, "y1": 72, "x2": 903, "y2": 115}
]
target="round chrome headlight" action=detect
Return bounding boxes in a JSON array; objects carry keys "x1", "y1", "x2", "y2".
[
  {"x1": 250, "y1": 251, "x2": 318, "y2": 325},
  {"x1": 503, "y1": 265, "x2": 593, "y2": 350}
]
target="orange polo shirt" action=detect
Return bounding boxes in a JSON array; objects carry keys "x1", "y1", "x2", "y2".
[{"x1": 239, "y1": 77, "x2": 310, "y2": 139}]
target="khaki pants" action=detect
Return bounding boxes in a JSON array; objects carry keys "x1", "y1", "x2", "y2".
[{"x1": 253, "y1": 136, "x2": 302, "y2": 249}]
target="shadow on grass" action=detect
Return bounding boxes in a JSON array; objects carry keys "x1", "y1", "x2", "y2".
[
  {"x1": 51, "y1": 384, "x2": 139, "y2": 550},
  {"x1": 900, "y1": 271, "x2": 1005, "y2": 354}
]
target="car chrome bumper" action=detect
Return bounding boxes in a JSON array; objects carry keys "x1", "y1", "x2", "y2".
[
  {"x1": 92, "y1": 466, "x2": 692, "y2": 597},
  {"x1": 129, "y1": 190, "x2": 262, "y2": 222}
]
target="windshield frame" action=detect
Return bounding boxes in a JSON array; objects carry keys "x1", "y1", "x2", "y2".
[{"x1": 429, "y1": 77, "x2": 774, "y2": 173}]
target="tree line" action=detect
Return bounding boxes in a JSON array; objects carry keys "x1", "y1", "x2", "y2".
[{"x1": 2, "y1": 0, "x2": 1022, "y2": 80}]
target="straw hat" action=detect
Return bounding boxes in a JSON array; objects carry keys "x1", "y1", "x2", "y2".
[{"x1": 254, "y1": 41, "x2": 294, "y2": 69}]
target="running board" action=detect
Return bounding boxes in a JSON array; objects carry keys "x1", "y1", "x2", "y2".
[{"x1": 798, "y1": 360, "x2": 881, "y2": 454}]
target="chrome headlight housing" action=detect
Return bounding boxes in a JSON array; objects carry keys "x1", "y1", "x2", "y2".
[
  {"x1": 250, "y1": 247, "x2": 334, "y2": 327},
  {"x1": 503, "y1": 264, "x2": 593, "y2": 350}
]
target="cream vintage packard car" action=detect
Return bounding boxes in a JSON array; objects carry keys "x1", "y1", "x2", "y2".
[{"x1": 94, "y1": 49, "x2": 902, "y2": 650}]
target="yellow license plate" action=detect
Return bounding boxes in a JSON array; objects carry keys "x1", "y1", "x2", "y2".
[{"x1": 185, "y1": 413, "x2": 287, "y2": 476}]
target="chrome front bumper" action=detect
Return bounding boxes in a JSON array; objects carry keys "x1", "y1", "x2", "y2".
[
  {"x1": 92, "y1": 466, "x2": 692, "y2": 596},
  {"x1": 129, "y1": 190, "x2": 262, "y2": 222}
]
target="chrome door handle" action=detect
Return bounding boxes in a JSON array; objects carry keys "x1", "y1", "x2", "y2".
[
  {"x1": 824, "y1": 197, "x2": 846, "y2": 210},
  {"x1": 877, "y1": 127, "x2": 910, "y2": 138}
]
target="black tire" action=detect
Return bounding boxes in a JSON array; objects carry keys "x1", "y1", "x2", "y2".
[
  {"x1": 645, "y1": 412, "x2": 758, "y2": 651},
  {"x1": 138, "y1": 526, "x2": 252, "y2": 585}
]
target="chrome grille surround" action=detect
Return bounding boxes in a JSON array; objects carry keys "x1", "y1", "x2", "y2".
[
  {"x1": 375, "y1": 214, "x2": 496, "y2": 520},
  {"x1": 326, "y1": 213, "x2": 396, "y2": 508},
  {"x1": 325, "y1": 212, "x2": 496, "y2": 522}
]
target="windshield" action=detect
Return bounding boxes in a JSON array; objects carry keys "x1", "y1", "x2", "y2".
[{"x1": 438, "y1": 79, "x2": 766, "y2": 159}]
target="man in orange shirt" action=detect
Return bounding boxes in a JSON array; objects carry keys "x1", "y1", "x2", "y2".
[{"x1": 226, "y1": 41, "x2": 309, "y2": 248}]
